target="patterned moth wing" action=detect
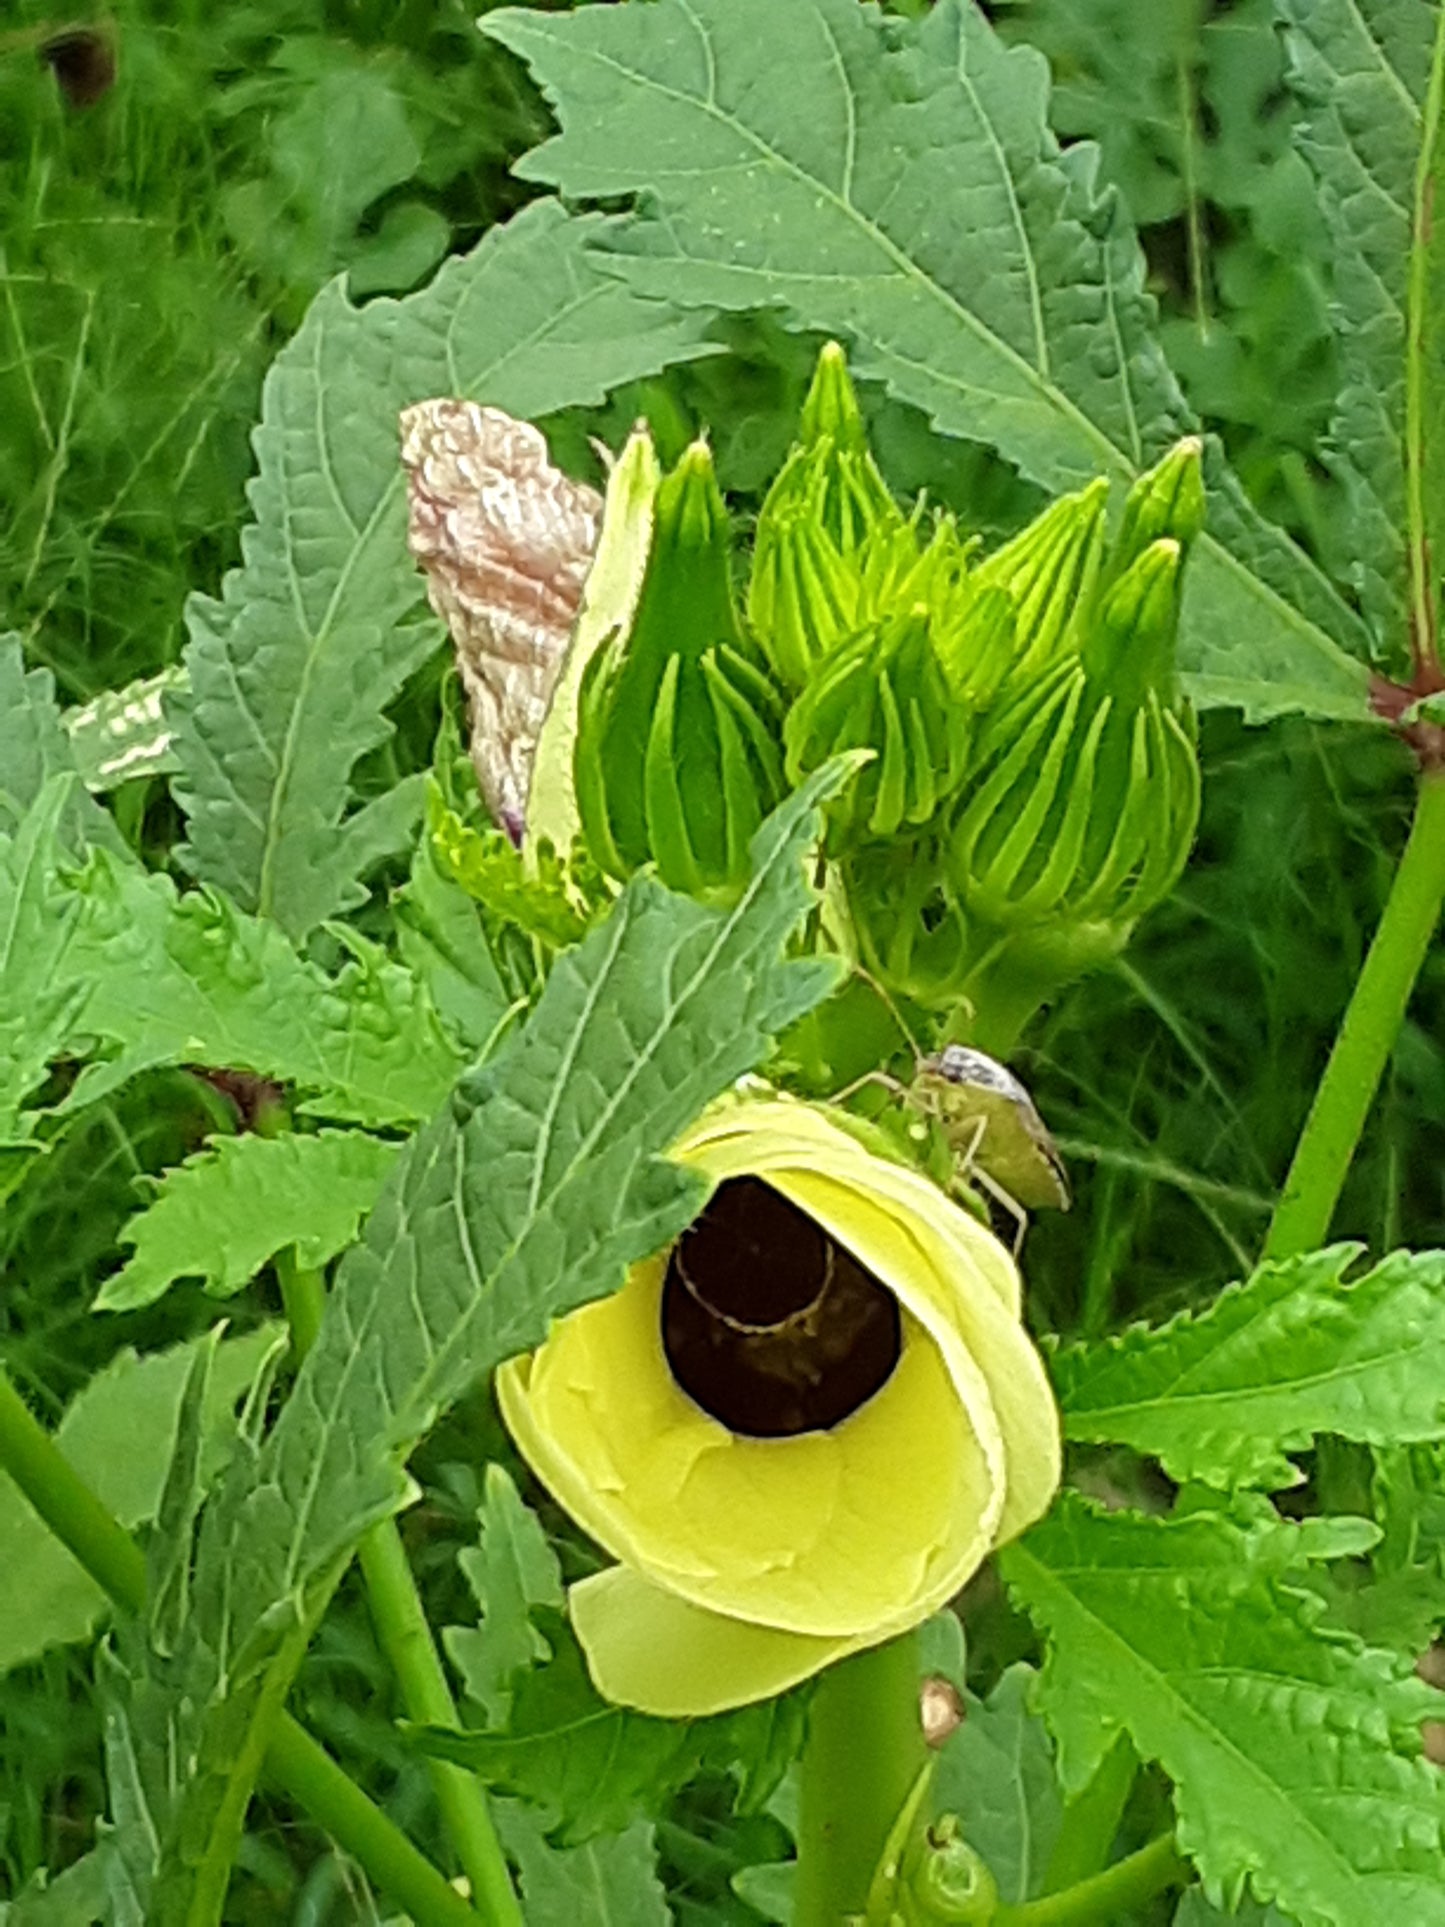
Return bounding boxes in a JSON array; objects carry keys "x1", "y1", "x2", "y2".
[{"x1": 400, "y1": 399, "x2": 603, "y2": 839}]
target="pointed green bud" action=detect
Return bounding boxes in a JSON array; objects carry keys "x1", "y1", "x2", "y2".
[
  {"x1": 528, "y1": 423, "x2": 660, "y2": 867},
  {"x1": 574, "y1": 439, "x2": 785, "y2": 894},
  {"x1": 973, "y1": 478, "x2": 1109, "y2": 689},
  {"x1": 932, "y1": 579, "x2": 1018, "y2": 711},
  {"x1": 1083, "y1": 537, "x2": 1184, "y2": 707},
  {"x1": 908, "y1": 1818, "x2": 998, "y2": 1923},
  {"x1": 1108, "y1": 436, "x2": 1206, "y2": 583},
  {"x1": 948, "y1": 643, "x2": 1199, "y2": 953},
  {"x1": 798, "y1": 338, "x2": 870, "y2": 451},
  {"x1": 748, "y1": 345, "x2": 905, "y2": 688},
  {"x1": 747, "y1": 494, "x2": 865, "y2": 688},
  {"x1": 785, "y1": 605, "x2": 971, "y2": 844}
]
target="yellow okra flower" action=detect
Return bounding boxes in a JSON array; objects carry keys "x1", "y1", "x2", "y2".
[{"x1": 498, "y1": 1096, "x2": 1060, "y2": 1717}]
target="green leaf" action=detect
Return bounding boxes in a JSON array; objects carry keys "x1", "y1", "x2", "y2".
[
  {"x1": 97, "y1": 1639, "x2": 163, "y2": 1927},
  {"x1": 392, "y1": 805, "x2": 514, "y2": 1056},
  {"x1": 1173, "y1": 1893, "x2": 1294, "y2": 1927},
  {"x1": 1052, "y1": 1246, "x2": 1445, "y2": 1487},
  {"x1": 0, "y1": 641, "x2": 126, "y2": 853},
  {"x1": 0, "y1": 1851, "x2": 113, "y2": 1927},
  {"x1": 0, "y1": 781, "x2": 93, "y2": 1142},
  {"x1": 932, "y1": 1666, "x2": 1061, "y2": 1906},
  {"x1": 127, "y1": 774, "x2": 838, "y2": 1922},
  {"x1": 425, "y1": 1618, "x2": 806, "y2": 1845},
  {"x1": 1316, "y1": 1443, "x2": 1445, "y2": 1654},
  {"x1": 0, "y1": 1329, "x2": 278, "y2": 1679},
  {"x1": 492, "y1": 1803, "x2": 672, "y2": 1926},
  {"x1": 435, "y1": 1628, "x2": 717, "y2": 1839},
  {"x1": 1278, "y1": 0, "x2": 1438, "y2": 669},
  {"x1": 64, "y1": 667, "x2": 185, "y2": 796},
  {"x1": 1002, "y1": 1494, "x2": 1445, "y2": 1927},
  {"x1": 96, "y1": 1129, "x2": 400, "y2": 1313},
  {"x1": 172, "y1": 197, "x2": 716, "y2": 940},
  {"x1": 444, "y1": 1464, "x2": 565, "y2": 1728},
  {"x1": 484, "y1": 0, "x2": 1373, "y2": 722},
  {"x1": 1, "y1": 798, "x2": 465, "y2": 1137}
]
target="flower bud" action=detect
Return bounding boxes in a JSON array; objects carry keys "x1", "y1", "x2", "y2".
[
  {"x1": 948, "y1": 536, "x2": 1200, "y2": 971},
  {"x1": 748, "y1": 344, "x2": 906, "y2": 689},
  {"x1": 784, "y1": 607, "x2": 971, "y2": 844},
  {"x1": 931, "y1": 578, "x2": 1018, "y2": 713},
  {"x1": 793, "y1": 339, "x2": 900, "y2": 552},
  {"x1": 1106, "y1": 435, "x2": 1206, "y2": 588},
  {"x1": 971, "y1": 478, "x2": 1109, "y2": 691},
  {"x1": 841, "y1": 836, "x2": 972, "y2": 1011},
  {"x1": 574, "y1": 439, "x2": 785, "y2": 895}
]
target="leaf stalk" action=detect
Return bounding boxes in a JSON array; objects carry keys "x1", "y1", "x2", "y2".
[
  {"x1": 993, "y1": 1831, "x2": 1186, "y2": 1925},
  {"x1": 1404, "y1": 5, "x2": 1445, "y2": 676},
  {"x1": 278, "y1": 1253, "x2": 523, "y2": 1927}
]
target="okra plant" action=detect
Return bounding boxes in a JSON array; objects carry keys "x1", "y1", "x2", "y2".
[{"x1": 5, "y1": 3, "x2": 1445, "y2": 1925}]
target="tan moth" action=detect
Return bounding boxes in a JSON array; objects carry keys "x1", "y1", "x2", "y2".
[{"x1": 399, "y1": 399, "x2": 603, "y2": 839}]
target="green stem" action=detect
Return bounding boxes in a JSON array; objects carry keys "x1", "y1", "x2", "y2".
[
  {"x1": 1040, "y1": 1735, "x2": 1136, "y2": 1895},
  {"x1": 0, "y1": 1365, "x2": 478, "y2": 1927},
  {"x1": 278, "y1": 1255, "x2": 522, "y2": 1927},
  {"x1": 1263, "y1": 771, "x2": 1445, "y2": 1261},
  {"x1": 994, "y1": 1832, "x2": 1186, "y2": 1926},
  {"x1": 793, "y1": 1632, "x2": 926, "y2": 1927}
]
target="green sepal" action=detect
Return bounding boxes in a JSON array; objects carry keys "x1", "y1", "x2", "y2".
[
  {"x1": 972, "y1": 478, "x2": 1109, "y2": 689},
  {"x1": 1083, "y1": 538, "x2": 1185, "y2": 712},
  {"x1": 574, "y1": 439, "x2": 786, "y2": 892},
  {"x1": 840, "y1": 836, "x2": 972, "y2": 1012},
  {"x1": 784, "y1": 607, "x2": 970, "y2": 844},
  {"x1": 748, "y1": 345, "x2": 904, "y2": 689},
  {"x1": 949, "y1": 655, "x2": 1199, "y2": 942},
  {"x1": 792, "y1": 341, "x2": 899, "y2": 552},
  {"x1": 1106, "y1": 435, "x2": 1206, "y2": 585},
  {"x1": 932, "y1": 580, "x2": 1017, "y2": 712},
  {"x1": 798, "y1": 338, "x2": 872, "y2": 453},
  {"x1": 749, "y1": 497, "x2": 865, "y2": 688}
]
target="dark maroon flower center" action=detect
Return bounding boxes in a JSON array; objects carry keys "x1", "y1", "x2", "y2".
[{"x1": 660, "y1": 1176, "x2": 902, "y2": 1438}]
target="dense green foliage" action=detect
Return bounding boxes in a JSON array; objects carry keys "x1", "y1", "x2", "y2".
[{"x1": 6, "y1": 2, "x2": 1445, "y2": 1924}]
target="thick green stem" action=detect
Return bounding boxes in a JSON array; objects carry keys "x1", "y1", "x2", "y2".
[
  {"x1": 0, "y1": 1364, "x2": 478, "y2": 1927},
  {"x1": 794, "y1": 1631, "x2": 926, "y2": 1926},
  {"x1": 278, "y1": 1255, "x2": 522, "y2": 1927},
  {"x1": 994, "y1": 1832, "x2": 1186, "y2": 1926},
  {"x1": 1264, "y1": 771, "x2": 1445, "y2": 1261}
]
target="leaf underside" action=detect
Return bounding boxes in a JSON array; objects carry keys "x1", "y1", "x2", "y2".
[{"x1": 1278, "y1": 0, "x2": 1436, "y2": 672}]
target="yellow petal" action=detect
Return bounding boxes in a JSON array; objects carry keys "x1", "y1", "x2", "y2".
[
  {"x1": 680, "y1": 1099, "x2": 1060, "y2": 1544},
  {"x1": 569, "y1": 1564, "x2": 872, "y2": 1717},
  {"x1": 498, "y1": 1257, "x2": 1001, "y2": 1638},
  {"x1": 497, "y1": 1091, "x2": 1061, "y2": 1689}
]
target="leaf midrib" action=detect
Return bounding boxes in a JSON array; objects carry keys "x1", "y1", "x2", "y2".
[
  {"x1": 1010, "y1": 1540, "x2": 1412, "y2": 1910},
  {"x1": 508, "y1": 3, "x2": 1369, "y2": 682}
]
